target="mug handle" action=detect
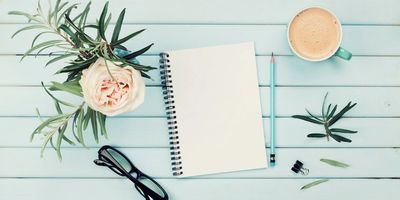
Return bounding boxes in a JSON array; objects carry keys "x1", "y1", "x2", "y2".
[{"x1": 334, "y1": 47, "x2": 352, "y2": 60}]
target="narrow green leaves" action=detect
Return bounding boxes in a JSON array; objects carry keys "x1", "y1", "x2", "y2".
[
  {"x1": 41, "y1": 82, "x2": 76, "y2": 107},
  {"x1": 98, "y1": 113, "x2": 108, "y2": 139},
  {"x1": 330, "y1": 133, "x2": 352, "y2": 143},
  {"x1": 77, "y1": 108, "x2": 86, "y2": 147},
  {"x1": 111, "y1": 29, "x2": 145, "y2": 46},
  {"x1": 78, "y1": 2, "x2": 92, "y2": 28},
  {"x1": 46, "y1": 53, "x2": 77, "y2": 66},
  {"x1": 57, "y1": 56, "x2": 97, "y2": 73},
  {"x1": 98, "y1": 1, "x2": 109, "y2": 41},
  {"x1": 112, "y1": 8, "x2": 126, "y2": 44},
  {"x1": 49, "y1": 81, "x2": 83, "y2": 97},
  {"x1": 305, "y1": 109, "x2": 323, "y2": 122},
  {"x1": 307, "y1": 133, "x2": 326, "y2": 138},
  {"x1": 91, "y1": 111, "x2": 99, "y2": 143},
  {"x1": 292, "y1": 93, "x2": 358, "y2": 143},
  {"x1": 12, "y1": 25, "x2": 47, "y2": 38},
  {"x1": 320, "y1": 158, "x2": 350, "y2": 168},
  {"x1": 327, "y1": 104, "x2": 337, "y2": 120},
  {"x1": 123, "y1": 43, "x2": 154, "y2": 59},
  {"x1": 301, "y1": 179, "x2": 329, "y2": 190},
  {"x1": 58, "y1": 24, "x2": 79, "y2": 45},
  {"x1": 8, "y1": 11, "x2": 41, "y2": 23},
  {"x1": 292, "y1": 115, "x2": 323, "y2": 125},
  {"x1": 21, "y1": 40, "x2": 64, "y2": 61},
  {"x1": 328, "y1": 102, "x2": 357, "y2": 126},
  {"x1": 330, "y1": 128, "x2": 357, "y2": 134}
]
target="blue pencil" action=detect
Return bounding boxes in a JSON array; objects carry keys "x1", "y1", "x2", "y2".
[{"x1": 269, "y1": 52, "x2": 276, "y2": 167}]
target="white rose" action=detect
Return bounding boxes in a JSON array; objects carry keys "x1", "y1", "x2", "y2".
[{"x1": 79, "y1": 58, "x2": 145, "y2": 116}]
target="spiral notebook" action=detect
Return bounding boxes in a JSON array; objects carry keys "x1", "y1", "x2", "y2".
[{"x1": 159, "y1": 42, "x2": 267, "y2": 177}]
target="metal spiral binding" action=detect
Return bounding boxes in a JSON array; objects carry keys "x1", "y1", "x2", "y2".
[{"x1": 159, "y1": 53, "x2": 183, "y2": 176}]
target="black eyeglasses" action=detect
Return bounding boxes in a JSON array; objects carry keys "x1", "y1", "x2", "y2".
[{"x1": 94, "y1": 145, "x2": 169, "y2": 200}]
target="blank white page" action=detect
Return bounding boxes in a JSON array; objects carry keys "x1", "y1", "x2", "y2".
[{"x1": 166, "y1": 42, "x2": 267, "y2": 177}]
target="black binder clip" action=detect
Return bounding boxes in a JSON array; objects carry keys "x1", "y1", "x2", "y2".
[{"x1": 291, "y1": 160, "x2": 309, "y2": 175}]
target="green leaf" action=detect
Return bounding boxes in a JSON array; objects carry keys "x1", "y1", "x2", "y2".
[
  {"x1": 83, "y1": 107, "x2": 92, "y2": 130},
  {"x1": 305, "y1": 109, "x2": 323, "y2": 122},
  {"x1": 56, "y1": 123, "x2": 68, "y2": 160},
  {"x1": 105, "y1": 13, "x2": 112, "y2": 32},
  {"x1": 98, "y1": 1, "x2": 109, "y2": 41},
  {"x1": 39, "y1": 116, "x2": 69, "y2": 157},
  {"x1": 31, "y1": 31, "x2": 53, "y2": 47},
  {"x1": 49, "y1": 81, "x2": 83, "y2": 97},
  {"x1": 330, "y1": 133, "x2": 352, "y2": 143},
  {"x1": 58, "y1": 24, "x2": 79, "y2": 45},
  {"x1": 72, "y1": 111, "x2": 80, "y2": 142},
  {"x1": 35, "y1": 44, "x2": 59, "y2": 57},
  {"x1": 97, "y1": 113, "x2": 108, "y2": 139},
  {"x1": 301, "y1": 179, "x2": 329, "y2": 190},
  {"x1": 77, "y1": 109, "x2": 86, "y2": 147},
  {"x1": 31, "y1": 114, "x2": 68, "y2": 141},
  {"x1": 330, "y1": 128, "x2": 357, "y2": 134},
  {"x1": 41, "y1": 82, "x2": 76, "y2": 107},
  {"x1": 321, "y1": 92, "x2": 328, "y2": 120},
  {"x1": 123, "y1": 43, "x2": 154, "y2": 59},
  {"x1": 57, "y1": 56, "x2": 97, "y2": 73},
  {"x1": 46, "y1": 53, "x2": 77, "y2": 66},
  {"x1": 292, "y1": 115, "x2": 324, "y2": 125},
  {"x1": 51, "y1": 0, "x2": 62, "y2": 24},
  {"x1": 111, "y1": 8, "x2": 126, "y2": 44},
  {"x1": 54, "y1": 101, "x2": 63, "y2": 114},
  {"x1": 8, "y1": 11, "x2": 41, "y2": 23},
  {"x1": 328, "y1": 102, "x2": 357, "y2": 126},
  {"x1": 12, "y1": 25, "x2": 47, "y2": 38},
  {"x1": 320, "y1": 158, "x2": 350, "y2": 168},
  {"x1": 111, "y1": 29, "x2": 145, "y2": 46},
  {"x1": 140, "y1": 72, "x2": 151, "y2": 79},
  {"x1": 326, "y1": 104, "x2": 331, "y2": 117},
  {"x1": 62, "y1": 135, "x2": 75, "y2": 145},
  {"x1": 91, "y1": 111, "x2": 99, "y2": 143},
  {"x1": 327, "y1": 104, "x2": 337, "y2": 120},
  {"x1": 47, "y1": 0, "x2": 53, "y2": 23},
  {"x1": 56, "y1": 3, "x2": 79, "y2": 25},
  {"x1": 64, "y1": 15, "x2": 95, "y2": 44},
  {"x1": 307, "y1": 133, "x2": 327, "y2": 138},
  {"x1": 21, "y1": 40, "x2": 63, "y2": 61},
  {"x1": 78, "y1": 2, "x2": 92, "y2": 28}
]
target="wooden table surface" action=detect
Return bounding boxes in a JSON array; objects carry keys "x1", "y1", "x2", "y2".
[{"x1": 1, "y1": 0, "x2": 400, "y2": 199}]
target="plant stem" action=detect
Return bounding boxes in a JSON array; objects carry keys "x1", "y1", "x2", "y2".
[{"x1": 324, "y1": 122, "x2": 330, "y2": 141}]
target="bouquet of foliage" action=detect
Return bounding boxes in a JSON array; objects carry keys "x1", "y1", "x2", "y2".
[{"x1": 9, "y1": 0, "x2": 155, "y2": 159}]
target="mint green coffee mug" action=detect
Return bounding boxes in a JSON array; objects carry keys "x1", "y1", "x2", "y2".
[{"x1": 287, "y1": 7, "x2": 352, "y2": 62}]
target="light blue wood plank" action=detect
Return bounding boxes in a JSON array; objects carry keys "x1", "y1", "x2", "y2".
[
  {"x1": 0, "y1": 178, "x2": 399, "y2": 200},
  {"x1": 3, "y1": 55, "x2": 400, "y2": 86},
  {"x1": 1, "y1": 87, "x2": 400, "y2": 117},
  {"x1": 1, "y1": 148, "x2": 400, "y2": 178},
  {"x1": 1, "y1": 117, "x2": 400, "y2": 148},
  {"x1": 2, "y1": 24, "x2": 400, "y2": 55},
  {"x1": 1, "y1": 0, "x2": 399, "y2": 24}
]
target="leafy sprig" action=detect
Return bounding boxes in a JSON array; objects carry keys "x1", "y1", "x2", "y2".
[
  {"x1": 292, "y1": 93, "x2": 357, "y2": 143},
  {"x1": 9, "y1": 0, "x2": 154, "y2": 159}
]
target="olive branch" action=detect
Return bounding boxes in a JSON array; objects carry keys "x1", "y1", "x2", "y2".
[
  {"x1": 9, "y1": 0, "x2": 155, "y2": 159},
  {"x1": 292, "y1": 93, "x2": 358, "y2": 143}
]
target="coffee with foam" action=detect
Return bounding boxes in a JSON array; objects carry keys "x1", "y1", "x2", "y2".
[{"x1": 288, "y1": 7, "x2": 341, "y2": 60}]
